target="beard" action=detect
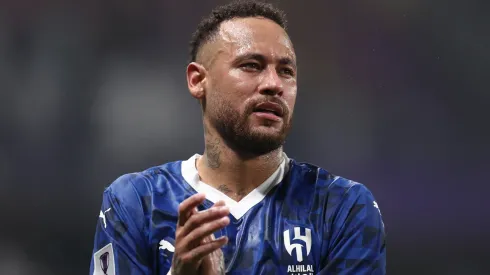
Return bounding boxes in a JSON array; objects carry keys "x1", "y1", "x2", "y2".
[{"x1": 206, "y1": 96, "x2": 293, "y2": 157}]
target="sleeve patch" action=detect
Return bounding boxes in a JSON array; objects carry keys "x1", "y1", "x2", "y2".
[{"x1": 93, "y1": 243, "x2": 116, "y2": 275}]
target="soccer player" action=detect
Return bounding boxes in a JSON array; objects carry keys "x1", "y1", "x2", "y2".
[{"x1": 89, "y1": 1, "x2": 386, "y2": 275}]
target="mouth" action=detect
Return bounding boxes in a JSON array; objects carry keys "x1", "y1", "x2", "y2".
[{"x1": 253, "y1": 102, "x2": 284, "y2": 117}]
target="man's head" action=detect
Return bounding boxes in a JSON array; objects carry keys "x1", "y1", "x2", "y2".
[{"x1": 186, "y1": 1, "x2": 297, "y2": 157}]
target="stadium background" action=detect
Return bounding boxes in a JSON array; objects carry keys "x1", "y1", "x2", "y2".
[{"x1": 0, "y1": 0, "x2": 488, "y2": 274}]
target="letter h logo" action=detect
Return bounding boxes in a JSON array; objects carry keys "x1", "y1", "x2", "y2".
[{"x1": 283, "y1": 227, "x2": 312, "y2": 262}]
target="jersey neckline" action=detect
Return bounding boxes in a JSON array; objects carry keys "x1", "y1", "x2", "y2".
[{"x1": 180, "y1": 153, "x2": 290, "y2": 219}]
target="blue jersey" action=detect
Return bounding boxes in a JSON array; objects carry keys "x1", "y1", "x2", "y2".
[{"x1": 90, "y1": 154, "x2": 386, "y2": 275}]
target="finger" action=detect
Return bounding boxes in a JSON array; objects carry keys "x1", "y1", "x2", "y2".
[
  {"x1": 180, "y1": 206, "x2": 230, "y2": 238},
  {"x1": 178, "y1": 193, "x2": 206, "y2": 227},
  {"x1": 182, "y1": 216, "x2": 230, "y2": 249},
  {"x1": 212, "y1": 200, "x2": 226, "y2": 208},
  {"x1": 194, "y1": 200, "x2": 226, "y2": 220},
  {"x1": 181, "y1": 236, "x2": 228, "y2": 263},
  {"x1": 201, "y1": 231, "x2": 218, "y2": 245},
  {"x1": 185, "y1": 207, "x2": 199, "y2": 227},
  {"x1": 188, "y1": 207, "x2": 198, "y2": 221}
]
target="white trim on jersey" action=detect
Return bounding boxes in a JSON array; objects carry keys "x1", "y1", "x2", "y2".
[{"x1": 181, "y1": 153, "x2": 289, "y2": 219}]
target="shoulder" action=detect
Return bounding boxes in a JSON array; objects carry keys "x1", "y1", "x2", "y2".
[
  {"x1": 325, "y1": 173, "x2": 378, "y2": 208},
  {"x1": 290, "y1": 158, "x2": 376, "y2": 197},
  {"x1": 290, "y1": 160, "x2": 384, "y2": 238},
  {"x1": 103, "y1": 160, "x2": 183, "y2": 206},
  {"x1": 288, "y1": 158, "x2": 381, "y2": 217}
]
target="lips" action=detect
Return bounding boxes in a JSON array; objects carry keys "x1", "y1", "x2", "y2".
[{"x1": 253, "y1": 102, "x2": 284, "y2": 117}]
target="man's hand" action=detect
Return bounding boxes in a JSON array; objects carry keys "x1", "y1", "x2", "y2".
[
  {"x1": 171, "y1": 193, "x2": 230, "y2": 275},
  {"x1": 200, "y1": 201, "x2": 227, "y2": 275}
]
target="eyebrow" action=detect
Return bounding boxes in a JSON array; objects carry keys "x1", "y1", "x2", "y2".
[{"x1": 235, "y1": 53, "x2": 297, "y2": 70}]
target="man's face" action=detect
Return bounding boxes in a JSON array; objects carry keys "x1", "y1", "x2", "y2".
[{"x1": 201, "y1": 17, "x2": 297, "y2": 156}]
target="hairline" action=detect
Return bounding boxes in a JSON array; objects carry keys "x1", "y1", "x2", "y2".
[{"x1": 194, "y1": 16, "x2": 289, "y2": 67}]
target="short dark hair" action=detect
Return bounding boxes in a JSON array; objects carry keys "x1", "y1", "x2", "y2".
[{"x1": 189, "y1": 0, "x2": 288, "y2": 63}]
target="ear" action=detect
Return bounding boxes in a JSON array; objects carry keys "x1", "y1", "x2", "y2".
[{"x1": 186, "y1": 62, "x2": 207, "y2": 100}]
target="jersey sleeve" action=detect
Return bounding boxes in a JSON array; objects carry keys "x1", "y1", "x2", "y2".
[
  {"x1": 319, "y1": 183, "x2": 386, "y2": 275},
  {"x1": 89, "y1": 174, "x2": 152, "y2": 275}
]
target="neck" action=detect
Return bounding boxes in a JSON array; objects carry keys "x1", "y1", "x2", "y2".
[{"x1": 196, "y1": 130, "x2": 284, "y2": 202}]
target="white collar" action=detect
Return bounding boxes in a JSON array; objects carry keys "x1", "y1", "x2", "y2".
[{"x1": 181, "y1": 153, "x2": 289, "y2": 219}]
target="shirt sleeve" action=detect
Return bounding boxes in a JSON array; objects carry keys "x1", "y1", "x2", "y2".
[
  {"x1": 319, "y1": 183, "x2": 386, "y2": 275},
  {"x1": 89, "y1": 174, "x2": 152, "y2": 275}
]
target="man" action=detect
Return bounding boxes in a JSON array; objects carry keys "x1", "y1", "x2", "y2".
[{"x1": 90, "y1": 1, "x2": 386, "y2": 275}]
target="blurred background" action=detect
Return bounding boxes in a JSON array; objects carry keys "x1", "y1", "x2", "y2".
[{"x1": 1, "y1": 0, "x2": 488, "y2": 274}]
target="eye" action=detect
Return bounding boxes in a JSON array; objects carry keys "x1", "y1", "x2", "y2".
[
  {"x1": 240, "y1": 62, "x2": 262, "y2": 71},
  {"x1": 279, "y1": 67, "x2": 295, "y2": 77}
]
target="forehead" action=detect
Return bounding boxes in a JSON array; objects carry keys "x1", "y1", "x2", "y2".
[{"x1": 215, "y1": 17, "x2": 295, "y2": 61}]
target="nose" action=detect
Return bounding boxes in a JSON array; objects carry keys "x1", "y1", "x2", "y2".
[{"x1": 258, "y1": 66, "x2": 284, "y2": 96}]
